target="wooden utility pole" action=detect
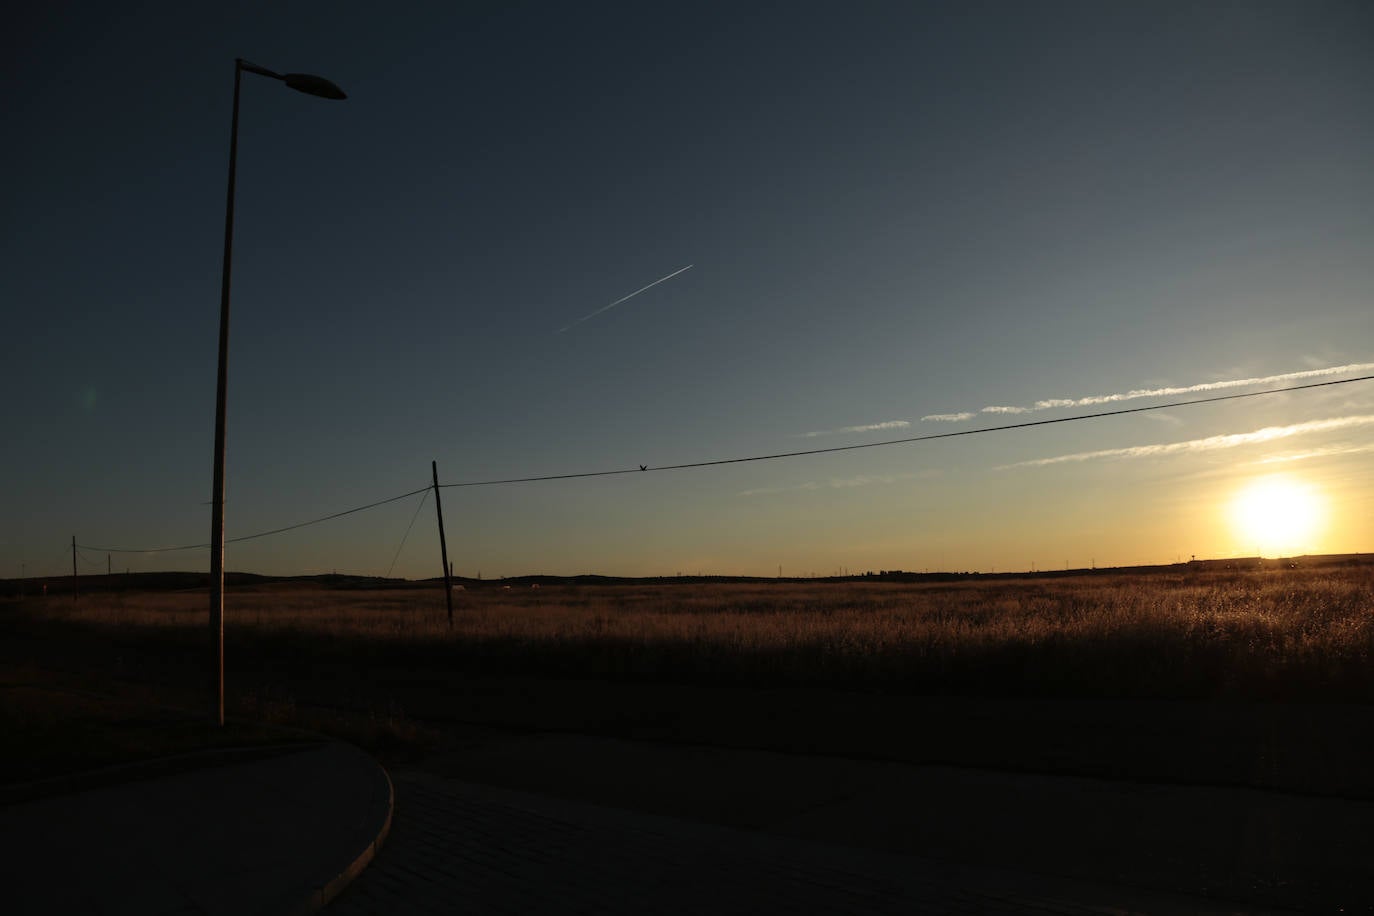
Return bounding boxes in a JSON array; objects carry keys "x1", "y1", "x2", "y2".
[
  {"x1": 71, "y1": 535, "x2": 77, "y2": 602},
  {"x1": 432, "y1": 461, "x2": 454, "y2": 628}
]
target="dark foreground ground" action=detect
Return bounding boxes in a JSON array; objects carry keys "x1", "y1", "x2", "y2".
[{"x1": 3, "y1": 590, "x2": 1373, "y2": 912}]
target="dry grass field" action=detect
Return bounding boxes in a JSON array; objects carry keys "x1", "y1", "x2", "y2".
[
  {"x1": 25, "y1": 565, "x2": 1374, "y2": 699},
  {"x1": 4, "y1": 564, "x2": 1373, "y2": 797}
]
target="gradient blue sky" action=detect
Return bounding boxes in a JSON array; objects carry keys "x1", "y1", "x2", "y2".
[{"x1": 5, "y1": 1, "x2": 1373, "y2": 579}]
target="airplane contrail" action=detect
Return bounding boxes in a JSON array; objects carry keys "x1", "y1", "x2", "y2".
[{"x1": 557, "y1": 264, "x2": 694, "y2": 333}]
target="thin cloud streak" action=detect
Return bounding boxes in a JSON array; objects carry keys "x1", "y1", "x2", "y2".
[
  {"x1": 827, "y1": 472, "x2": 920, "y2": 488},
  {"x1": 999, "y1": 415, "x2": 1374, "y2": 469},
  {"x1": 925, "y1": 362, "x2": 1374, "y2": 422},
  {"x1": 556, "y1": 264, "x2": 694, "y2": 333},
  {"x1": 741, "y1": 471, "x2": 920, "y2": 497},
  {"x1": 740, "y1": 482, "x2": 819, "y2": 497},
  {"x1": 1257, "y1": 442, "x2": 1374, "y2": 464},
  {"x1": 800, "y1": 420, "x2": 911, "y2": 438}
]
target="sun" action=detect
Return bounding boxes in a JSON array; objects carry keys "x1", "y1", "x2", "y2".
[{"x1": 1228, "y1": 475, "x2": 1325, "y2": 557}]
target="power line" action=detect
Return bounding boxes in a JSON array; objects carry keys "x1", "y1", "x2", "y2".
[
  {"x1": 385, "y1": 488, "x2": 430, "y2": 579},
  {"x1": 440, "y1": 373, "x2": 1374, "y2": 488},
  {"x1": 80, "y1": 538, "x2": 209, "y2": 555},
  {"x1": 80, "y1": 485, "x2": 431, "y2": 554},
  {"x1": 71, "y1": 372, "x2": 1374, "y2": 555},
  {"x1": 224, "y1": 485, "x2": 432, "y2": 545}
]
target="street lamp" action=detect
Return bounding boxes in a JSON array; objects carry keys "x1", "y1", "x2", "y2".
[{"x1": 210, "y1": 58, "x2": 346, "y2": 725}]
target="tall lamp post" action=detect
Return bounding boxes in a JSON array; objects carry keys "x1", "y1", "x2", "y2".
[{"x1": 211, "y1": 58, "x2": 346, "y2": 725}]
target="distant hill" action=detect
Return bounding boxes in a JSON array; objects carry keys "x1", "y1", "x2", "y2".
[{"x1": 2, "y1": 552, "x2": 1369, "y2": 598}]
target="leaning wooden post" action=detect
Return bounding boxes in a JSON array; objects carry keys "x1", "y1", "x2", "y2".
[
  {"x1": 432, "y1": 461, "x2": 454, "y2": 628},
  {"x1": 71, "y1": 535, "x2": 78, "y2": 603}
]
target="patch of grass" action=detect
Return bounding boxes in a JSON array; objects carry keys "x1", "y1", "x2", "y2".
[
  {"x1": 234, "y1": 683, "x2": 443, "y2": 766},
  {"x1": 0, "y1": 667, "x2": 296, "y2": 787}
]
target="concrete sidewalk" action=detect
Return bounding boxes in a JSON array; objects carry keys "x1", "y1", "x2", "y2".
[{"x1": 1, "y1": 742, "x2": 392, "y2": 916}]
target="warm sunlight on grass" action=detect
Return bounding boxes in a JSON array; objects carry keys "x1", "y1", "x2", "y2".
[
  {"x1": 20, "y1": 565, "x2": 1374, "y2": 701},
  {"x1": 1229, "y1": 474, "x2": 1326, "y2": 556}
]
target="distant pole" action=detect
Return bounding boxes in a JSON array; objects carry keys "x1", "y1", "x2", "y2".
[
  {"x1": 71, "y1": 535, "x2": 77, "y2": 602},
  {"x1": 432, "y1": 461, "x2": 454, "y2": 628},
  {"x1": 108, "y1": 554, "x2": 112, "y2": 576}
]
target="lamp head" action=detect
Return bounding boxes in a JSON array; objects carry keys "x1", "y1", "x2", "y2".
[{"x1": 282, "y1": 73, "x2": 347, "y2": 100}]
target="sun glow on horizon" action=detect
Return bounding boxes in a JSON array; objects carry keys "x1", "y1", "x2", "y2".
[{"x1": 1228, "y1": 474, "x2": 1326, "y2": 557}]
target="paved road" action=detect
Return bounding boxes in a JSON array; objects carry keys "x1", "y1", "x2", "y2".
[
  {"x1": 329, "y1": 764, "x2": 1297, "y2": 916},
  {"x1": 331, "y1": 728, "x2": 1372, "y2": 914},
  {"x1": 330, "y1": 772, "x2": 1057, "y2": 915}
]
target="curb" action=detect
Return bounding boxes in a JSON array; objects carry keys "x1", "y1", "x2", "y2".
[{"x1": 297, "y1": 761, "x2": 395, "y2": 914}]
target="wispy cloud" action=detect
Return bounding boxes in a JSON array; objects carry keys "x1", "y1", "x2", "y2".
[
  {"x1": 1257, "y1": 442, "x2": 1374, "y2": 464},
  {"x1": 556, "y1": 264, "x2": 693, "y2": 333},
  {"x1": 799, "y1": 420, "x2": 911, "y2": 438},
  {"x1": 999, "y1": 415, "x2": 1374, "y2": 469},
  {"x1": 741, "y1": 471, "x2": 925, "y2": 497},
  {"x1": 925, "y1": 362, "x2": 1374, "y2": 422},
  {"x1": 740, "y1": 482, "x2": 820, "y2": 497},
  {"x1": 827, "y1": 472, "x2": 917, "y2": 488}
]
